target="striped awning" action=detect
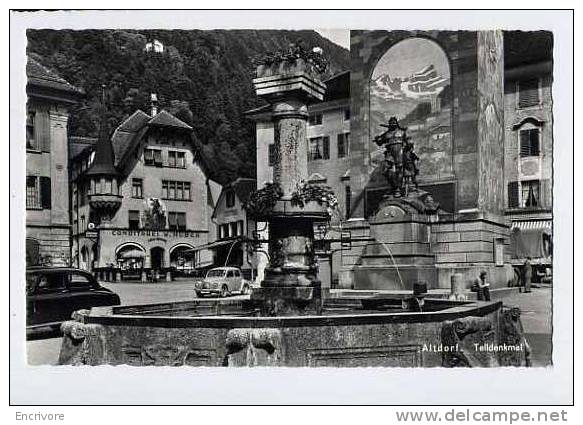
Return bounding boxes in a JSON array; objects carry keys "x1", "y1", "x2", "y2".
[{"x1": 511, "y1": 220, "x2": 552, "y2": 232}]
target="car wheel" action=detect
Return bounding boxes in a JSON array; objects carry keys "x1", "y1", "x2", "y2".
[
  {"x1": 220, "y1": 285, "x2": 229, "y2": 298},
  {"x1": 241, "y1": 284, "x2": 250, "y2": 295}
]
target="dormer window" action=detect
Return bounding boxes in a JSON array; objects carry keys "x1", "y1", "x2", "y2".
[{"x1": 144, "y1": 148, "x2": 163, "y2": 166}]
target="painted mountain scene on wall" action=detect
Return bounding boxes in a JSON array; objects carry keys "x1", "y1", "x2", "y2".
[{"x1": 369, "y1": 38, "x2": 453, "y2": 182}]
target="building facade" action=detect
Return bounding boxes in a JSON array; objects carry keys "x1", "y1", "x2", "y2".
[
  {"x1": 503, "y1": 31, "x2": 553, "y2": 267},
  {"x1": 26, "y1": 56, "x2": 83, "y2": 267},
  {"x1": 210, "y1": 178, "x2": 259, "y2": 280},
  {"x1": 70, "y1": 104, "x2": 219, "y2": 281}
]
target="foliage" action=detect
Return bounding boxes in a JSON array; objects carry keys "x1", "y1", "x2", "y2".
[
  {"x1": 243, "y1": 182, "x2": 283, "y2": 219},
  {"x1": 290, "y1": 182, "x2": 339, "y2": 212},
  {"x1": 26, "y1": 29, "x2": 349, "y2": 185}
]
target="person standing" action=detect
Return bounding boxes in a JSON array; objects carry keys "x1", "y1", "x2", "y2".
[
  {"x1": 474, "y1": 270, "x2": 491, "y2": 301},
  {"x1": 523, "y1": 257, "x2": 533, "y2": 293}
]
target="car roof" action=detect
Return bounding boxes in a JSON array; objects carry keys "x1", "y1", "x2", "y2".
[
  {"x1": 26, "y1": 267, "x2": 93, "y2": 274},
  {"x1": 209, "y1": 267, "x2": 239, "y2": 271}
]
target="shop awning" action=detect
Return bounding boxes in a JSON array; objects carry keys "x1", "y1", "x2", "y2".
[
  {"x1": 118, "y1": 249, "x2": 145, "y2": 259},
  {"x1": 185, "y1": 238, "x2": 247, "y2": 253},
  {"x1": 510, "y1": 220, "x2": 552, "y2": 260},
  {"x1": 511, "y1": 220, "x2": 552, "y2": 231}
]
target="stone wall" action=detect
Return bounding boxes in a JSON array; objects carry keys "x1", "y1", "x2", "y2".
[{"x1": 60, "y1": 300, "x2": 515, "y2": 367}]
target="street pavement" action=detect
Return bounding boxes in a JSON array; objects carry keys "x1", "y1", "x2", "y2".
[{"x1": 27, "y1": 282, "x2": 553, "y2": 366}]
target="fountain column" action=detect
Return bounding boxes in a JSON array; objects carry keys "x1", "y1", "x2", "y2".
[{"x1": 250, "y1": 45, "x2": 329, "y2": 316}]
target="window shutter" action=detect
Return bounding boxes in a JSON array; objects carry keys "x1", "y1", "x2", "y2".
[
  {"x1": 40, "y1": 176, "x2": 52, "y2": 209},
  {"x1": 168, "y1": 212, "x2": 177, "y2": 227},
  {"x1": 508, "y1": 181, "x2": 519, "y2": 208},
  {"x1": 323, "y1": 136, "x2": 330, "y2": 159},
  {"x1": 337, "y1": 134, "x2": 345, "y2": 158},
  {"x1": 531, "y1": 130, "x2": 540, "y2": 156},
  {"x1": 177, "y1": 213, "x2": 186, "y2": 228},
  {"x1": 518, "y1": 79, "x2": 540, "y2": 108},
  {"x1": 36, "y1": 111, "x2": 51, "y2": 152},
  {"x1": 154, "y1": 149, "x2": 162, "y2": 165}
]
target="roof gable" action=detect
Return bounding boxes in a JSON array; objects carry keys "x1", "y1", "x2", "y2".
[
  {"x1": 26, "y1": 55, "x2": 84, "y2": 96},
  {"x1": 148, "y1": 110, "x2": 193, "y2": 130}
]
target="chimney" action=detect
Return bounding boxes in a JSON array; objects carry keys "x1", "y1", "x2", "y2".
[{"x1": 150, "y1": 93, "x2": 158, "y2": 116}]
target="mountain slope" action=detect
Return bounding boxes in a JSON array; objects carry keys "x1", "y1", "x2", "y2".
[{"x1": 26, "y1": 29, "x2": 350, "y2": 184}]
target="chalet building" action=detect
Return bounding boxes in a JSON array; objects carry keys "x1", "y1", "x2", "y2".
[
  {"x1": 208, "y1": 178, "x2": 259, "y2": 280},
  {"x1": 70, "y1": 99, "x2": 221, "y2": 282},
  {"x1": 26, "y1": 56, "x2": 84, "y2": 267},
  {"x1": 503, "y1": 31, "x2": 553, "y2": 269}
]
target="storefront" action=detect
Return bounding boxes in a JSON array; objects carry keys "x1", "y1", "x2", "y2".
[{"x1": 93, "y1": 228, "x2": 214, "y2": 282}]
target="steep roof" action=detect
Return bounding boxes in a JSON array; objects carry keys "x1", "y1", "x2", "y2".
[
  {"x1": 86, "y1": 109, "x2": 120, "y2": 177},
  {"x1": 322, "y1": 70, "x2": 350, "y2": 101},
  {"x1": 69, "y1": 136, "x2": 97, "y2": 161},
  {"x1": 148, "y1": 110, "x2": 193, "y2": 130},
  {"x1": 229, "y1": 178, "x2": 257, "y2": 204},
  {"x1": 26, "y1": 55, "x2": 84, "y2": 97},
  {"x1": 111, "y1": 110, "x2": 151, "y2": 167}
]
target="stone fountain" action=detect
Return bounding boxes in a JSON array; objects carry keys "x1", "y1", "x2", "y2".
[{"x1": 58, "y1": 44, "x2": 530, "y2": 368}]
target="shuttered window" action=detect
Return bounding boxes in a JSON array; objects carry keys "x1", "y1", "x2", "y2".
[
  {"x1": 128, "y1": 210, "x2": 140, "y2": 229},
  {"x1": 508, "y1": 181, "x2": 519, "y2": 208},
  {"x1": 519, "y1": 129, "x2": 540, "y2": 157},
  {"x1": 144, "y1": 148, "x2": 162, "y2": 166},
  {"x1": 521, "y1": 180, "x2": 540, "y2": 208},
  {"x1": 168, "y1": 212, "x2": 177, "y2": 229},
  {"x1": 168, "y1": 212, "x2": 186, "y2": 230},
  {"x1": 518, "y1": 79, "x2": 540, "y2": 108}
]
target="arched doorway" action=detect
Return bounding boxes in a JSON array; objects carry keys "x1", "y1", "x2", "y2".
[
  {"x1": 116, "y1": 243, "x2": 146, "y2": 280},
  {"x1": 170, "y1": 244, "x2": 195, "y2": 277},
  {"x1": 150, "y1": 246, "x2": 165, "y2": 271}
]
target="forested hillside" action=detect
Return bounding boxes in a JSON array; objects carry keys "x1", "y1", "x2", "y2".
[{"x1": 27, "y1": 29, "x2": 349, "y2": 184}]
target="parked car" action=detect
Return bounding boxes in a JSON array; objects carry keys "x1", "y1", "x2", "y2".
[
  {"x1": 194, "y1": 267, "x2": 251, "y2": 298},
  {"x1": 26, "y1": 267, "x2": 121, "y2": 335}
]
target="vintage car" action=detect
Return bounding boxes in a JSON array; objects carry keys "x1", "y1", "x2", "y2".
[
  {"x1": 194, "y1": 267, "x2": 251, "y2": 298},
  {"x1": 26, "y1": 267, "x2": 121, "y2": 335}
]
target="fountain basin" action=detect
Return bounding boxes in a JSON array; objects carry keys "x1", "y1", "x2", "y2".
[{"x1": 58, "y1": 297, "x2": 530, "y2": 367}]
